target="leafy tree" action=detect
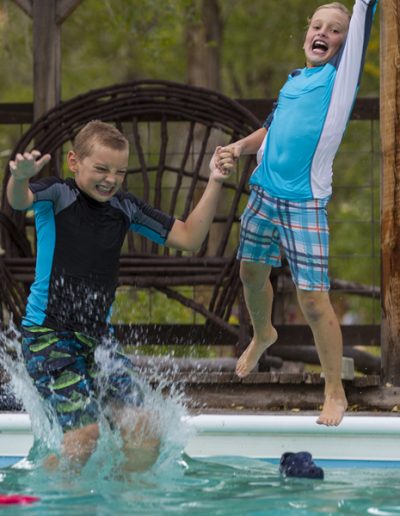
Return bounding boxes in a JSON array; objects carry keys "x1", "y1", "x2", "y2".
[{"x1": 0, "y1": 0, "x2": 380, "y2": 101}]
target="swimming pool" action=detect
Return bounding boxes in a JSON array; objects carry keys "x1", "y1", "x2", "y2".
[{"x1": 0, "y1": 413, "x2": 399, "y2": 515}]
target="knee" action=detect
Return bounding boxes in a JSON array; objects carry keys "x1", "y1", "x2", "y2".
[
  {"x1": 298, "y1": 292, "x2": 328, "y2": 323},
  {"x1": 119, "y1": 412, "x2": 161, "y2": 472},
  {"x1": 86, "y1": 423, "x2": 100, "y2": 442},
  {"x1": 239, "y1": 262, "x2": 270, "y2": 291},
  {"x1": 121, "y1": 412, "x2": 160, "y2": 447},
  {"x1": 62, "y1": 423, "x2": 100, "y2": 465}
]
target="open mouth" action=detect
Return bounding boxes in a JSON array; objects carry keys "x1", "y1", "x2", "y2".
[
  {"x1": 96, "y1": 185, "x2": 113, "y2": 195},
  {"x1": 312, "y1": 40, "x2": 329, "y2": 53}
]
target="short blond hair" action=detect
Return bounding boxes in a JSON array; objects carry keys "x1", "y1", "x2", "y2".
[
  {"x1": 73, "y1": 120, "x2": 129, "y2": 159},
  {"x1": 309, "y1": 2, "x2": 351, "y2": 25},
  {"x1": 316, "y1": 2, "x2": 351, "y2": 16}
]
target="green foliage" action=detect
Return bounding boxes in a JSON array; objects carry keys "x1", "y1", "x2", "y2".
[
  {"x1": 0, "y1": 2, "x2": 32, "y2": 102},
  {"x1": 0, "y1": 0, "x2": 380, "y2": 101},
  {"x1": 60, "y1": 0, "x2": 190, "y2": 96},
  {"x1": 113, "y1": 287, "x2": 215, "y2": 357},
  {"x1": 124, "y1": 344, "x2": 217, "y2": 358},
  {"x1": 112, "y1": 287, "x2": 206, "y2": 324}
]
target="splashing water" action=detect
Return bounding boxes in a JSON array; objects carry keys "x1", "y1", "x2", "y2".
[
  {"x1": 0, "y1": 323, "x2": 192, "y2": 479},
  {"x1": 0, "y1": 324, "x2": 63, "y2": 456}
]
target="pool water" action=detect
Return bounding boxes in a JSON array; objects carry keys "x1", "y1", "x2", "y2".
[{"x1": 1, "y1": 452, "x2": 400, "y2": 515}]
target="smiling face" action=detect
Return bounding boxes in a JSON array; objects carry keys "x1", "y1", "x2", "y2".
[
  {"x1": 68, "y1": 141, "x2": 129, "y2": 202},
  {"x1": 303, "y1": 7, "x2": 349, "y2": 67}
]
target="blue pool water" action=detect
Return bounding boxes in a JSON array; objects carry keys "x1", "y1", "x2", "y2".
[{"x1": 1, "y1": 453, "x2": 400, "y2": 515}]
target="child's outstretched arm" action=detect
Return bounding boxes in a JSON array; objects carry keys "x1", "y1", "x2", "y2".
[
  {"x1": 165, "y1": 147, "x2": 234, "y2": 251},
  {"x1": 216, "y1": 127, "x2": 267, "y2": 167},
  {"x1": 7, "y1": 150, "x2": 51, "y2": 210}
]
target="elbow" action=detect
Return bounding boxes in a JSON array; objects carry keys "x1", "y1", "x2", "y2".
[
  {"x1": 180, "y1": 241, "x2": 202, "y2": 252},
  {"x1": 179, "y1": 234, "x2": 204, "y2": 252},
  {"x1": 7, "y1": 197, "x2": 27, "y2": 211},
  {"x1": 166, "y1": 220, "x2": 207, "y2": 252},
  {"x1": 187, "y1": 243, "x2": 202, "y2": 252},
  {"x1": 7, "y1": 200, "x2": 30, "y2": 211},
  {"x1": 6, "y1": 194, "x2": 17, "y2": 210},
  {"x1": 6, "y1": 190, "x2": 32, "y2": 211}
]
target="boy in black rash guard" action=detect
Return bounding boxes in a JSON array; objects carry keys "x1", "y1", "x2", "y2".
[{"x1": 7, "y1": 120, "x2": 234, "y2": 470}]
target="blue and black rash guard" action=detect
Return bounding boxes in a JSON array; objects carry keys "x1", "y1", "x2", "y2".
[
  {"x1": 23, "y1": 177, "x2": 175, "y2": 337},
  {"x1": 251, "y1": 0, "x2": 378, "y2": 201}
]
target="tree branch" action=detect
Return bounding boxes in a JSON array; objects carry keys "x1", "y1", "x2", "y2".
[
  {"x1": 56, "y1": 0, "x2": 83, "y2": 24},
  {"x1": 11, "y1": 0, "x2": 33, "y2": 17}
]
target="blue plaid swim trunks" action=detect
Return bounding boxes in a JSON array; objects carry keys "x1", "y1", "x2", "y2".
[
  {"x1": 238, "y1": 186, "x2": 330, "y2": 291},
  {"x1": 21, "y1": 326, "x2": 144, "y2": 431}
]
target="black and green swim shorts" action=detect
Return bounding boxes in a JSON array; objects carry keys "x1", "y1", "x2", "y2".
[{"x1": 21, "y1": 326, "x2": 144, "y2": 431}]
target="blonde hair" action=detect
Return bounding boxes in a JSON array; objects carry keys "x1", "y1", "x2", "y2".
[
  {"x1": 316, "y1": 2, "x2": 351, "y2": 16},
  {"x1": 73, "y1": 120, "x2": 129, "y2": 159},
  {"x1": 309, "y1": 2, "x2": 351, "y2": 24}
]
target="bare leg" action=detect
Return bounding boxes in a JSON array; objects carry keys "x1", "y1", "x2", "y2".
[
  {"x1": 44, "y1": 423, "x2": 100, "y2": 470},
  {"x1": 110, "y1": 406, "x2": 161, "y2": 472},
  {"x1": 236, "y1": 262, "x2": 278, "y2": 378},
  {"x1": 297, "y1": 290, "x2": 348, "y2": 426}
]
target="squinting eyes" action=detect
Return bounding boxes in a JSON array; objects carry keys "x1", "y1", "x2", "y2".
[{"x1": 94, "y1": 166, "x2": 126, "y2": 175}]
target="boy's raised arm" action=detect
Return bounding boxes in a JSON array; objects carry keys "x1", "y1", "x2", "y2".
[
  {"x1": 7, "y1": 150, "x2": 51, "y2": 210},
  {"x1": 165, "y1": 147, "x2": 234, "y2": 251}
]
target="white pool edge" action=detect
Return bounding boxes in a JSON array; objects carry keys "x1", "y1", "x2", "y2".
[
  {"x1": 1, "y1": 413, "x2": 399, "y2": 462},
  {"x1": 185, "y1": 414, "x2": 400, "y2": 434},
  {"x1": 184, "y1": 414, "x2": 400, "y2": 461}
]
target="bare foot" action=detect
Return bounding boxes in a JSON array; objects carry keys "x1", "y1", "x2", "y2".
[
  {"x1": 235, "y1": 328, "x2": 278, "y2": 378},
  {"x1": 316, "y1": 395, "x2": 348, "y2": 426}
]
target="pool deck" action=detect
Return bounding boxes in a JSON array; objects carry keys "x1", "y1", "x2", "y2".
[
  {"x1": 1, "y1": 370, "x2": 398, "y2": 413},
  {"x1": 157, "y1": 371, "x2": 400, "y2": 412}
]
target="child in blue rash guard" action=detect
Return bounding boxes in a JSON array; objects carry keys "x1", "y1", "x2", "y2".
[
  {"x1": 214, "y1": 0, "x2": 378, "y2": 427},
  {"x1": 7, "y1": 120, "x2": 234, "y2": 470}
]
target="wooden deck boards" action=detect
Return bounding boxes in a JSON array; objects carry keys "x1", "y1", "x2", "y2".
[{"x1": 143, "y1": 372, "x2": 399, "y2": 412}]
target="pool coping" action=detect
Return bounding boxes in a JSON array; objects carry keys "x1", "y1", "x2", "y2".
[{"x1": 1, "y1": 412, "x2": 399, "y2": 463}]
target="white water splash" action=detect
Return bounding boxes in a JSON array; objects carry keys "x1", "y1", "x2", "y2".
[
  {"x1": 0, "y1": 324, "x2": 192, "y2": 476},
  {"x1": 0, "y1": 324, "x2": 63, "y2": 457}
]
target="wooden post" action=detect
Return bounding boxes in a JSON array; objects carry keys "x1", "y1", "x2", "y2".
[
  {"x1": 33, "y1": 0, "x2": 60, "y2": 120},
  {"x1": 12, "y1": 0, "x2": 82, "y2": 120},
  {"x1": 380, "y1": 0, "x2": 400, "y2": 384}
]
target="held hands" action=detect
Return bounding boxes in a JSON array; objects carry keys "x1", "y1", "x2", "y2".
[
  {"x1": 9, "y1": 150, "x2": 51, "y2": 181},
  {"x1": 209, "y1": 145, "x2": 240, "y2": 183}
]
